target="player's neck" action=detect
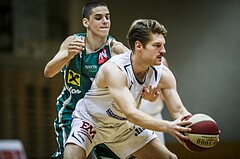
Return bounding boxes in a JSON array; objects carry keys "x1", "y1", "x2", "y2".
[
  {"x1": 85, "y1": 32, "x2": 107, "y2": 53},
  {"x1": 131, "y1": 53, "x2": 150, "y2": 81}
]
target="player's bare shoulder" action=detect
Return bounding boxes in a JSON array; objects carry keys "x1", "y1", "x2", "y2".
[
  {"x1": 95, "y1": 62, "x2": 116, "y2": 88},
  {"x1": 159, "y1": 64, "x2": 177, "y2": 89},
  {"x1": 97, "y1": 61, "x2": 127, "y2": 88},
  {"x1": 110, "y1": 39, "x2": 129, "y2": 56},
  {"x1": 100, "y1": 61, "x2": 123, "y2": 79}
]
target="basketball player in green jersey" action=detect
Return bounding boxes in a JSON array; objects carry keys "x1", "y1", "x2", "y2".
[{"x1": 44, "y1": 2, "x2": 129, "y2": 159}]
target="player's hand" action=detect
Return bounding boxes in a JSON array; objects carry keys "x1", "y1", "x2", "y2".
[
  {"x1": 141, "y1": 85, "x2": 160, "y2": 102},
  {"x1": 166, "y1": 116, "x2": 192, "y2": 145},
  {"x1": 67, "y1": 35, "x2": 85, "y2": 59}
]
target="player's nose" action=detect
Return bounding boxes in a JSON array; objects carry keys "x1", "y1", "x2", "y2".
[{"x1": 160, "y1": 46, "x2": 166, "y2": 55}]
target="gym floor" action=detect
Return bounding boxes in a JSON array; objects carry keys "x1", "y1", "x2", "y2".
[{"x1": 166, "y1": 141, "x2": 240, "y2": 159}]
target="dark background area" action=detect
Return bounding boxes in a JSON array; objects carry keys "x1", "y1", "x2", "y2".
[{"x1": 0, "y1": 0, "x2": 239, "y2": 158}]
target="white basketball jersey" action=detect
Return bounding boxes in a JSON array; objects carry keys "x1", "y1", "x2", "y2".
[{"x1": 74, "y1": 51, "x2": 163, "y2": 127}]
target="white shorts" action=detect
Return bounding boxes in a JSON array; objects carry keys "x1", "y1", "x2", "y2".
[{"x1": 65, "y1": 117, "x2": 157, "y2": 159}]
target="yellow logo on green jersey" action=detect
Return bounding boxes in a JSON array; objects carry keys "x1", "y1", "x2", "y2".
[{"x1": 68, "y1": 70, "x2": 80, "y2": 86}]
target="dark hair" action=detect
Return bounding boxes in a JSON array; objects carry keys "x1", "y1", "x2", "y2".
[
  {"x1": 82, "y1": 1, "x2": 108, "y2": 19},
  {"x1": 127, "y1": 19, "x2": 167, "y2": 50}
]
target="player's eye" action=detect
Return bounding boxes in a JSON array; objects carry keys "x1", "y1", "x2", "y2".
[
  {"x1": 105, "y1": 15, "x2": 110, "y2": 20},
  {"x1": 95, "y1": 16, "x2": 102, "y2": 20},
  {"x1": 154, "y1": 44, "x2": 162, "y2": 48}
]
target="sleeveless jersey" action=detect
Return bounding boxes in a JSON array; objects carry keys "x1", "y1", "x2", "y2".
[
  {"x1": 57, "y1": 33, "x2": 113, "y2": 111},
  {"x1": 75, "y1": 51, "x2": 163, "y2": 127}
]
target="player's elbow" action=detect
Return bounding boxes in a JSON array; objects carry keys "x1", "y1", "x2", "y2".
[
  {"x1": 126, "y1": 115, "x2": 135, "y2": 124},
  {"x1": 125, "y1": 111, "x2": 138, "y2": 124},
  {"x1": 44, "y1": 68, "x2": 54, "y2": 78}
]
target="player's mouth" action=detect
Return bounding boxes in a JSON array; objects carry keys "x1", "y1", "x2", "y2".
[
  {"x1": 100, "y1": 27, "x2": 109, "y2": 30},
  {"x1": 157, "y1": 56, "x2": 162, "y2": 61}
]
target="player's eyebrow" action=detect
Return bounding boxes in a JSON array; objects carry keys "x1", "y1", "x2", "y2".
[{"x1": 95, "y1": 13, "x2": 110, "y2": 16}]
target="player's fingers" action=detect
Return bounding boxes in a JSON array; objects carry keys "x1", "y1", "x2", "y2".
[
  {"x1": 69, "y1": 42, "x2": 85, "y2": 50},
  {"x1": 154, "y1": 89, "x2": 160, "y2": 95},
  {"x1": 175, "y1": 130, "x2": 189, "y2": 140},
  {"x1": 148, "y1": 85, "x2": 153, "y2": 92},
  {"x1": 150, "y1": 87, "x2": 157, "y2": 94},
  {"x1": 142, "y1": 85, "x2": 148, "y2": 93},
  {"x1": 73, "y1": 40, "x2": 85, "y2": 47},
  {"x1": 68, "y1": 44, "x2": 85, "y2": 53},
  {"x1": 149, "y1": 96, "x2": 158, "y2": 102},
  {"x1": 68, "y1": 48, "x2": 81, "y2": 55},
  {"x1": 174, "y1": 132, "x2": 188, "y2": 144},
  {"x1": 68, "y1": 45, "x2": 80, "y2": 50},
  {"x1": 181, "y1": 115, "x2": 192, "y2": 121},
  {"x1": 175, "y1": 136, "x2": 183, "y2": 144},
  {"x1": 175, "y1": 125, "x2": 191, "y2": 133},
  {"x1": 149, "y1": 85, "x2": 158, "y2": 94},
  {"x1": 178, "y1": 120, "x2": 192, "y2": 127}
]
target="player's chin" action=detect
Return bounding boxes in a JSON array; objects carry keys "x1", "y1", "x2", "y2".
[
  {"x1": 99, "y1": 29, "x2": 109, "y2": 34},
  {"x1": 154, "y1": 60, "x2": 162, "y2": 66}
]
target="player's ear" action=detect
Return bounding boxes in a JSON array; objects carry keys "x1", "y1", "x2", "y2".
[
  {"x1": 135, "y1": 41, "x2": 142, "y2": 51},
  {"x1": 82, "y1": 18, "x2": 89, "y2": 27}
]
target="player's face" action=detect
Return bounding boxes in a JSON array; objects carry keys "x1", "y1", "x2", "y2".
[
  {"x1": 87, "y1": 6, "x2": 111, "y2": 37},
  {"x1": 142, "y1": 33, "x2": 166, "y2": 66}
]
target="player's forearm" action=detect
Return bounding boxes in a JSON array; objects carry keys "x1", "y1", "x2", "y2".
[
  {"x1": 170, "y1": 105, "x2": 191, "y2": 120},
  {"x1": 126, "y1": 109, "x2": 170, "y2": 133},
  {"x1": 44, "y1": 51, "x2": 71, "y2": 78}
]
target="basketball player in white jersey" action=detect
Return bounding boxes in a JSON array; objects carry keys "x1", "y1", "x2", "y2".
[{"x1": 64, "y1": 19, "x2": 192, "y2": 159}]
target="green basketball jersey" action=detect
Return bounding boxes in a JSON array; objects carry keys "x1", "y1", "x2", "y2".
[
  {"x1": 52, "y1": 33, "x2": 119, "y2": 159},
  {"x1": 57, "y1": 33, "x2": 113, "y2": 111}
]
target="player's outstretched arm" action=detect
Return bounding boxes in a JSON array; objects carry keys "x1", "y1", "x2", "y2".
[
  {"x1": 160, "y1": 65, "x2": 191, "y2": 120},
  {"x1": 97, "y1": 62, "x2": 191, "y2": 144},
  {"x1": 44, "y1": 35, "x2": 85, "y2": 78}
]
